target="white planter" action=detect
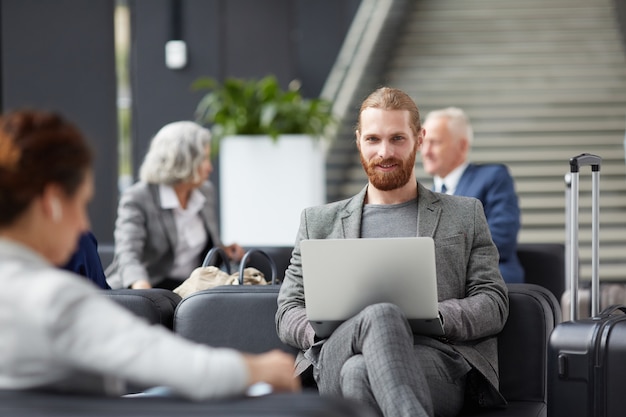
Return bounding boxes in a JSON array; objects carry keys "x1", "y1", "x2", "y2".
[{"x1": 219, "y1": 134, "x2": 326, "y2": 246}]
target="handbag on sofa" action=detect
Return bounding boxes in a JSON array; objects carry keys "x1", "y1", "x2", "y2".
[{"x1": 173, "y1": 248, "x2": 275, "y2": 298}]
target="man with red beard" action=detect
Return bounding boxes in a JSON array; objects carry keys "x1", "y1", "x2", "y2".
[{"x1": 276, "y1": 87, "x2": 509, "y2": 417}]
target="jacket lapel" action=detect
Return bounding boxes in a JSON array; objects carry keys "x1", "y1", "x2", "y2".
[
  {"x1": 454, "y1": 163, "x2": 476, "y2": 196},
  {"x1": 340, "y1": 185, "x2": 368, "y2": 238},
  {"x1": 342, "y1": 182, "x2": 443, "y2": 239},
  {"x1": 417, "y1": 182, "x2": 442, "y2": 238},
  {"x1": 199, "y1": 202, "x2": 218, "y2": 247},
  {"x1": 149, "y1": 184, "x2": 178, "y2": 250}
]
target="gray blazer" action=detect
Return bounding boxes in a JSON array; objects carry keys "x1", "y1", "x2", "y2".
[
  {"x1": 106, "y1": 181, "x2": 222, "y2": 289},
  {"x1": 276, "y1": 182, "x2": 509, "y2": 406}
]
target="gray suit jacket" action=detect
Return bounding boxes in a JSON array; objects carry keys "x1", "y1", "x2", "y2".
[
  {"x1": 106, "y1": 181, "x2": 222, "y2": 289},
  {"x1": 276, "y1": 182, "x2": 509, "y2": 407}
]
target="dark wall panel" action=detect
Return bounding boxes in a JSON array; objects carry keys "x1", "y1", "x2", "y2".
[
  {"x1": 295, "y1": 0, "x2": 361, "y2": 97},
  {"x1": 222, "y1": 0, "x2": 295, "y2": 81},
  {"x1": 131, "y1": 0, "x2": 360, "y2": 179},
  {"x1": 130, "y1": 0, "x2": 221, "y2": 174},
  {"x1": 0, "y1": 0, "x2": 118, "y2": 244}
]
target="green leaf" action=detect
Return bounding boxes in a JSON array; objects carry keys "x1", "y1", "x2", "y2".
[{"x1": 191, "y1": 75, "x2": 336, "y2": 153}]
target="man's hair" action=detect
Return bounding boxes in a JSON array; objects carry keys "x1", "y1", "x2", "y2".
[
  {"x1": 356, "y1": 87, "x2": 422, "y2": 136},
  {"x1": 423, "y1": 107, "x2": 474, "y2": 144},
  {"x1": 139, "y1": 121, "x2": 211, "y2": 185}
]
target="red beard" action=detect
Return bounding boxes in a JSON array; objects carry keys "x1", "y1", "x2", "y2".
[{"x1": 360, "y1": 152, "x2": 416, "y2": 191}]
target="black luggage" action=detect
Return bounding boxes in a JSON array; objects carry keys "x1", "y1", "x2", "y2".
[
  {"x1": 547, "y1": 154, "x2": 626, "y2": 417},
  {"x1": 560, "y1": 168, "x2": 626, "y2": 321}
]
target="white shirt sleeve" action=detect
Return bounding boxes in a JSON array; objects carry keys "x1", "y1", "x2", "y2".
[{"x1": 38, "y1": 272, "x2": 249, "y2": 400}]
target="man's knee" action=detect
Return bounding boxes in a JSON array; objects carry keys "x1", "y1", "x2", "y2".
[
  {"x1": 358, "y1": 303, "x2": 409, "y2": 330},
  {"x1": 340, "y1": 354, "x2": 367, "y2": 386},
  {"x1": 360, "y1": 302, "x2": 405, "y2": 321}
]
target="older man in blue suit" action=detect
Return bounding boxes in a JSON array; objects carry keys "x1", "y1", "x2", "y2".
[{"x1": 421, "y1": 107, "x2": 524, "y2": 283}]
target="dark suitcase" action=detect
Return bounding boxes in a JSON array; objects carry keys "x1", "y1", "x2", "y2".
[
  {"x1": 547, "y1": 154, "x2": 626, "y2": 417},
  {"x1": 560, "y1": 169, "x2": 626, "y2": 320}
]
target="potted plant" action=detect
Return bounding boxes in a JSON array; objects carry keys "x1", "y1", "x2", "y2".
[
  {"x1": 193, "y1": 75, "x2": 334, "y2": 152},
  {"x1": 192, "y1": 75, "x2": 335, "y2": 247}
]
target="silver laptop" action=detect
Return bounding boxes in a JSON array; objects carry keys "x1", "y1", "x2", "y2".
[{"x1": 301, "y1": 237, "x2": 444, "y2": 339}]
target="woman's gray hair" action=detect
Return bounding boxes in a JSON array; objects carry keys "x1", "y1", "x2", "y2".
[{"x1": 139, "y1": 121, "x2": 211, "y2": 185}]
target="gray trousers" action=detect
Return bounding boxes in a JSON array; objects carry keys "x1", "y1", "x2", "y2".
[{"x1": 312, "y1": 303, "x2": 470, "y2": 417}]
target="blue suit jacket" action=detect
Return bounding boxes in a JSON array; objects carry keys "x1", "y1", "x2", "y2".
[
  {"x1": 454, "y1": 163, "x2": 524, "y2": 283},
  {"x1": 62, "y1": 231, "x2": 110, "y2": 289}
]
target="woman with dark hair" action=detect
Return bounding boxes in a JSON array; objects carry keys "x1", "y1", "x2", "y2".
[
  {"x1": 106, "y1": 121, "x2": 244, "y2": 290},
  {"x1": 0, "y1": 110, "x2": 299, "y2": 398}
]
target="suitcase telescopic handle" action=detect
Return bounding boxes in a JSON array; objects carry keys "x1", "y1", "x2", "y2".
[
  {"x1": 569, "y1": 153, "x2": 602, "y2": 173},
  {"x1": 568, "y1": 153, "x2": 602, "y2": 320}
]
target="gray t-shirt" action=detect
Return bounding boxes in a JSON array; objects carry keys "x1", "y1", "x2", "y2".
[{"x1": 361, "y1": 197, "x2": 418, "y2": 238}]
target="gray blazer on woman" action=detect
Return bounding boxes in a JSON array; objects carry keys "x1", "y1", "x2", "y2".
[
  {"x1": 106, "y1": 181, "x2": 222, "y2": 289},
  {"x1": 276, "y1": 181, "x2": 509, "y2": 407}
]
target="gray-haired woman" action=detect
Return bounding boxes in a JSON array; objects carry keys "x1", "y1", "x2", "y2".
[{"x1": 106, "y1": 121, "x2": 244, "y2": 290}]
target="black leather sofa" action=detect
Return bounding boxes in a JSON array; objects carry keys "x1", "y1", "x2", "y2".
[
  {"x1": 0, "y1": 244, "x2": 562, "y2": 416},
  {"x1": 0, "y1": 287, "x2": 373, "y2": 417},
  {"x1": 104, "y1": 243, "x2": 563, "y2": 417},
  {"x1": 516, "y1": 243, "x2": 565, "y2": 303},
  {"x1": 102, "y1": 288, "x2": 182, "y2": 329},
  {"x1": 173, "y1": 283, "x2": 560, "y2": 417}
]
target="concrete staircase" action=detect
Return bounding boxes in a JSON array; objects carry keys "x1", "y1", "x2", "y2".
[{"x1": 327, "y1": 0, "x2": 626, "y2": 282}]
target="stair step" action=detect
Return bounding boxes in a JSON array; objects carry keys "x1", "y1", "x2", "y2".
[
  {"x1": 327, "y1": 0, "x2": 626, "y2": 282},
  {"x1": 389, "y1": 66, "x2": 626, "y2": 79}
]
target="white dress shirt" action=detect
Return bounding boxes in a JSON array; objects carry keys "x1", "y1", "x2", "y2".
[
  {"x1": 433, "y1": 162, "x2": 469, "y2": 195},
  {"x1": 159, "y1": 185, "x2": 208, "y2": 280}
]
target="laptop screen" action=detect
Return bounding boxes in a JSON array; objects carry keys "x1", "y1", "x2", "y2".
[{"x1": 301, "y1": 237, "x2": 443, "y2": 338}]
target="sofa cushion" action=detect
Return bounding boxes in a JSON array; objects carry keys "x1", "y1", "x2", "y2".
[{"x1": 102, "y1": 288, "x2": 181, "y2": 330}]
